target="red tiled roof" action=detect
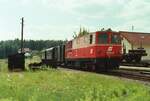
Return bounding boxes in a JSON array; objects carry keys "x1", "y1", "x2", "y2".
[{"x1": 120, "y1": 31, "x2": 150, "y2": 45}]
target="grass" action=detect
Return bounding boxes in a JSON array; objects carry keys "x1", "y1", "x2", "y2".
[{"x1": 0, "y1": 57, "x2": 149, "y2": 101}]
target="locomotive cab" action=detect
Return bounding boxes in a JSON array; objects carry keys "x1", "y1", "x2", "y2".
[
  {"x1": 96, "y1": 31, "x2": 121, "y2": 45},
  {"x1": 95, "y1": 31, "x2": 122, "y2": 70},
  {"x1": 96, "y1": 31, "x2": 122, "y2": 58}
]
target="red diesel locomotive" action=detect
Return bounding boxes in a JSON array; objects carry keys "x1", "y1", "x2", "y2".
[
  {"x1": 65, "y1": 30, "x2": 122, "y2": 71},
  {"x1": 41, "y1": 30, "x2": 122, "y2": 71}
]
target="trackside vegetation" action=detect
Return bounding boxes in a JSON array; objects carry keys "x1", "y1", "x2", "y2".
[
  {"x1": 0, "y1": 39, "x2": 64, "y2": 58},
  {"x1": 0, "y1": 59, "x2": 149, "y2": 101}
]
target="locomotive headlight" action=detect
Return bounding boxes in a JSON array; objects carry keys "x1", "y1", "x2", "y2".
[
  {"x1": 107, "y1": 46, "x2": 113, "y2": 52},
  {"x1": 107, "y1": 46, "x2": 114, "y2": 55}
]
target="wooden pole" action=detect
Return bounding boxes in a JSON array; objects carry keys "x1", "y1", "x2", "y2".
[{"x1": 21, "y1": 17, "x2": 24, "y2": 53}]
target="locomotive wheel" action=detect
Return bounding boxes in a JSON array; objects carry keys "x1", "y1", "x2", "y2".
[
  {"x1": 95, "y1": 63, "x2": 107, "y2": 72},
  {"x1": 85, "y1": 63, "x2": 92, "y2": 71},
  {"x1": 106, "y1": 59, "x2": 119, "y2": 70},
  {"x1": 91, "y1": 64, "x2": 96, "y2": 71},
  {"x1": 112, "y1": 63, "x2": 119, "y2": 69},
  {"x1": 111, "y1": 62, "x2": 119, "y2": 70}
]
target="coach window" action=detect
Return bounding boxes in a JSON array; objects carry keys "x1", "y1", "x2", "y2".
[
  {"x1": 98, "y1": 33, "x2": 108, "y2": 44},
  {"x1": 90, "y1": 35, "x2": 93, "y2": 44}
]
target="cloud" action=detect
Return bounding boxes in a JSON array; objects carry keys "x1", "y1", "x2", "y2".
[
  {"x1": 0, "y1": 0, "x2": 150, "y2": 40},
  {"x1": 15, "y1": 0, "x2": 150, "y2": 36},
  {"x1": 42, "y1": 0, "x2": 125, "y2": 13},
  {"x1": 119, "y1": 0, "x2": 150, "y2": 20},
  {"x1": 116, "y1": 0, "x2": 150, "y2": 32},
  {"x1": 25, "y1": 24, "x2": 80, "y2": 40}
]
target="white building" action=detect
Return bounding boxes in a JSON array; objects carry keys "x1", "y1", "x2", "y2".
[{"x1": 120, "y1": 31, "x2": 150, "y2": 60}]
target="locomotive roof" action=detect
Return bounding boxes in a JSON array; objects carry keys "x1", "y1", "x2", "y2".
[
  {"x1": 66, "y1": 30, "x2": 119, "y2": 43},
  {"x1": 72, "y1": 30, "x2": 118, "y2": 39}
]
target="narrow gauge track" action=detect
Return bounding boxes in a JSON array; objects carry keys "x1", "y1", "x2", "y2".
[
  {"x1": 29, "y1": 63, "x2": 150, "y2": 82},
  {"x1": 105, "y1": 70, "x2": 150, "y2": 82},
  {"x1": 60, "y1": 66, "x2": 150, "y2": 82}
]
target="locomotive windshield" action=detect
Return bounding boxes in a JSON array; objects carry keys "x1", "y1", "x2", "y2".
[
  {"x1": 98, "y1": 33, "x2": 108, "y2": 44},
  {"x1": 111, "y1": 33, "x2": 121, "y2": 44}
]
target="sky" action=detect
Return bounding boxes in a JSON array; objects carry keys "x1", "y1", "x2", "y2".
[{"x1": 0, "y1": 0, "x2": 150, "y2": 40}]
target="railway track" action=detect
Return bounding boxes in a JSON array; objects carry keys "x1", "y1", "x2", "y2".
[
  {"x1": 60, "y1": 67, "x2": 150, "y2": 82},
  {"x1": 102, "y1": 70, "x2": 150, "y2": 82},
  {"x1": 29, "y1": 63, "x2": 150, "y2": 82}
]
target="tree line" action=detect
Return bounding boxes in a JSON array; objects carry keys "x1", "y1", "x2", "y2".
[{"x1": 0, "y1": 39, "x2": 65, "y2": 58}]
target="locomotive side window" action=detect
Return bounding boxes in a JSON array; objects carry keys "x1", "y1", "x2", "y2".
[
  {"x1": 66, "y1": 41, "x2": 72, "y2": 49},
  {"x1": 90, "y1": 35, "x2": 93, "y2": 44},
  {"x1": 111, "y1": 34, "x2": 121, "y2": 44},
  {"x1": 98, "y1": 33, "x2": 108, "y2": 44}
]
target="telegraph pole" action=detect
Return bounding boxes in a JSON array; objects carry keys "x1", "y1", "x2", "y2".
[{"x1": 21, "y1": 17, "x2": 24, "y2": 53}]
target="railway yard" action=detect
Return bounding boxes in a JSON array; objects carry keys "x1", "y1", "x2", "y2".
[
  {"x1": 1, "y1": 21, "x2": 150, "y2": 100},
  {"x1": 1, "y1": 1, "x2": 150, "y2": 100}
]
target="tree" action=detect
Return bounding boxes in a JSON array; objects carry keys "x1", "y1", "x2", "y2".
[
  {"x1": 0, "y1": 39, "x2": 65, "y2": 59},
  {"x1": 73, "y1": 27, "x2": 89, "y2": 39}
]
